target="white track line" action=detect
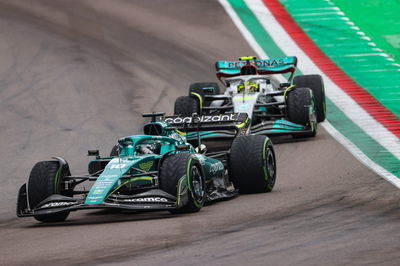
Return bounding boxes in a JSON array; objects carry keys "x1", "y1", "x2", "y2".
[
  {"x1": 218, "y1": 0, "x2": 400, "y2": 187},
  {"x1": 322, "y1": 122, "x2": 400, "y2": 188},
  {"x1": 245, "y1": 0, "x2": 399, "y2": 158}
]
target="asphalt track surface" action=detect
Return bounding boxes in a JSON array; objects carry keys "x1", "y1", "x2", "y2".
[{"x1": 0, "y1": 1, "x2": 399, "y2": 265}]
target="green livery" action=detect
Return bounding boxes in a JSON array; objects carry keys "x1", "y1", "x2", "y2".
[{"x1": 17, "y1": 112, "x2": 277, "y2": 223}]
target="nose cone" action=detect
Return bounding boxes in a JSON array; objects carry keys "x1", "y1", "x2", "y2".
[
  {"x1": 232, "y1": 94, "x2": 258, "y2": 118},
  {"x1": 85, "y1": 158, "x2": 132, "y2": 205}
]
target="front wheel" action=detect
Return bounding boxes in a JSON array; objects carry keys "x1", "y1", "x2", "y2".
[
  {"x1": 27, "y1": 161, "x2": 71, "y2": 222},
  {"x1": 294, "y1": 75, "x2": 326, "y2": 122},
  {"x1": 286, "y1": 87, "x2": 317, "y2": 138},
  {"x1": 229, "y1": 135, "x2": 276, "y2": 193},
  {"x1": 159, "y1": 153, "x2": 206, "y2": 213}
]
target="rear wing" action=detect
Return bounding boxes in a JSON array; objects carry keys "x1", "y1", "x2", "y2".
[
  {"x1": 215, "y1": 56, "x2": 297, "y2": 84},
  {"x1": 161, "y1": 113, "x2": 250, "y2": 133}
]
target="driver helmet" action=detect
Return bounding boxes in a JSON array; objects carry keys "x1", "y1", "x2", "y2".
[
  {"x1": 237, "y1": 81, "x2": 245, "y2": 93},
  {"x1": 237, "y1": 80, "x2": 260, "y2": 93},
  {"x1": 248, "y1": 80, "x2": 260, "y2": 92}
]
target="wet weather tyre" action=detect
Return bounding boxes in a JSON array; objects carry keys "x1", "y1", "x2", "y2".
[
  {"x1": 174, "y1": 96, "x2": 200, "y2": 116},
  {"x1": 294, "y1": 75, "x2": 326, "y2": 122},
  {"x1": 189, "y1": 82, "x2": 220, "y2": 114},
  {"x1": 159, "y1": 153, "x2": 205, "y2": 214},
  {"x1": 229, "y1": 135, "x2": 276, "y2": 193},
  {"x1": 27, "y1": 161, "x2": 70, "y2": 222},
  {"x1": 286, "y1": 87, "x2": 317, "y2": 138}
]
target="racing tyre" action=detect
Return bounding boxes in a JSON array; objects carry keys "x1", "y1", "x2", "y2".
[
  {"x1": 174, "y1": 96, "x2": 200, "y2": 116},
  {"x1": 159, "y1": 153, "x2": 206, "y2": 214},
  {"x1": 110, "y1": 145, "x2": 119, "y2": 156},
  {"x1": 27, "y1": 161, "x2": 71, "y2": 222},
  {"x1": 294, "y1": 75, "x2": 326, "y2": 122},
  {"x1": 189, "y1": 82, "x2": 220, "y2": 114},
  {"x1": 286, "y1": 87, "x2": 317, "y2": 138},
  {"x1": 229, "y1": 135, "x2": 276, "y2": 193}
]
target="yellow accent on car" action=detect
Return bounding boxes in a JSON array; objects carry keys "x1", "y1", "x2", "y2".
[
  {"x1": 233, "y1": 95, "x2": 257, "y2": 101},
  {"x1": 239, "y1": 56, "x2": 256, "y2": 61},
  {"x1": 249, "y1": 82, "x2": 259, "y2": 92},
  {"x1": 236, "y1": 117, "x2": 250, "y2": 129},
  {"x1": 176, "y1": 129, "x2": 186, "y2": 136},
  {"x1": 139, "y1": 161, "x2": 153, "y2": 172},
  {"x1": 237, "y1": 81, "x2": 260, "y2": 93},
  {"x1": 283, "y1": 85, "x2": 295, "y2": 101},
  {"x1": 237, "y1": 84, "x2": 245, "y2": 93},
  {"x1": 108, "y1": 176, "x2": 153, "y2": 196},
  {"x1": 190, "y1": 92, "x2": 203, "y2": 109}
]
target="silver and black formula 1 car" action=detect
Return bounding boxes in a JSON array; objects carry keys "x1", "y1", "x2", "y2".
[
  {"x1": 174, "y1": 56, "x2": 326, "y2": 138},
  {"x1": 17, "y1": 112, "x2": 276, "y2": 223}
]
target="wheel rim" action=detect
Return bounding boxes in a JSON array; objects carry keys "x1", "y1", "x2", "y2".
[
  {"x1": 309, "y1": 96, "x2": 317, "y2": 132},
  {"x1": 266, "y1": 149, "x2": 275, "y2": 181},
  {"x1": 191, "y1": 166, "x2": 204, "y2": 202},
  {"x1": 309, "y1": 98, "x2": 317, "y2": 124}
]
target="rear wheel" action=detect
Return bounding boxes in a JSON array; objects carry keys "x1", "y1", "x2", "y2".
[
  {"x1": 27, "y1": 161, "x2": 71, "y2": 222},
  {"x1": 174, "y1": 96, "x2": 200, "y2": 116},
  {"x1": 159, "y1": 153, "x2": 206, "y2": 213},
  {"x1": 294, "y1": 75, "x2": 326, "y2": 122},
  {"x1": 286, "y1": 87, "x2": 317, "y2": 138},
  {"x1": 229, "y1": 135, "x2": 276, "y2": 193}
]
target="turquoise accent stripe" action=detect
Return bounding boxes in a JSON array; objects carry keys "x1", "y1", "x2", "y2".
[
  {"x1": 274, "y1": 119, "x2": 304, "y2": 129},
  {"x1": 187, "y1": 131, "x2": 235, "y2": 138},
  {"x1": 226, "y1": 0, "x2": 400, "y2": 178}
]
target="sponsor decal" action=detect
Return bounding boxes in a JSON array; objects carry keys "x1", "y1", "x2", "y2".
[
  {"x1": 92, "y1": 189, "x2": 103, "y2": 195},
  {"x1": 87, "y1": 196, "x2": 102, "y2": 200},
  {"x1": 194, "y1": 154, "x2": 206, "y2": 165},
  {"x1": 100, "y1": 175, "x2": 119, "y2": 179},
  {"x1": 40, "y1": 201, "x2": 76, "y2": 208},
  {"x1": 209, "y1": 162, "x2": 224, "y2": 174},
  {"x1": 226, "y1": 59, "x2": 285, "y2": 69},
  {"x1": 139, "y1": 161, "x2": 154, "y2": 172},
  {"x1": 123, "y1": 197, "x2": 168, "y2": 203},
  {"x1": 256, "y1": 59, "x2": 285, "y2": 67},
  {"x1": 165, "y1": 114, "x2": 238, "y2": 125},
  {"x1": 110, "y1": 163, "x2": 126, "y2": 169}
]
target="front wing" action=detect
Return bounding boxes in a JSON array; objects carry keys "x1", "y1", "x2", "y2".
[
  {"x1": 17, "y1": 189, "x2": 181, "y2": 217},
  {"x1": 250, "y1": 119, "x2": 314, "y2": 136},
  {"x1": 17, "y1": 183, "x2": 237, "y2": 217}
]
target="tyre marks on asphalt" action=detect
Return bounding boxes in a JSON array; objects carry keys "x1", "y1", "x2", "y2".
[{"x1": 0, "y1": 1, "x2": 399, "y2": 266}]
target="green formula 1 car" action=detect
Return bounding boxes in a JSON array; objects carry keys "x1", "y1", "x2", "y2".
[{"x1": 17, "y1": 112, "x2": 276, "y2": 223}]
